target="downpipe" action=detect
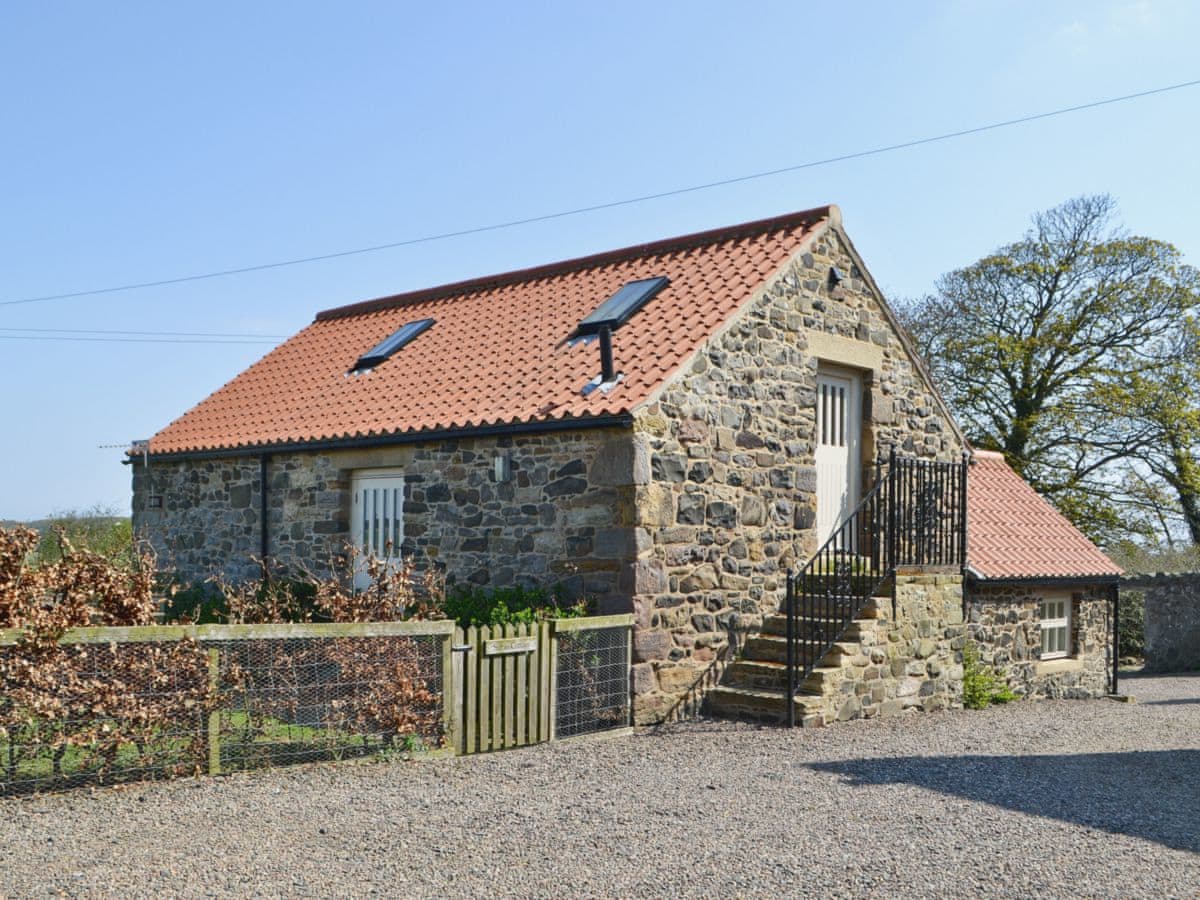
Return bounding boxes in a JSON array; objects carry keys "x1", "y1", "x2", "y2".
[{"x1": 1111, "y1": 583, "x2": 1120, "y2": 696}]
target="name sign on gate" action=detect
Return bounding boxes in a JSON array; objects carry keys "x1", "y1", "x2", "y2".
[{"x1": 484, "y1": 636, "x2": 538, "y2": 656}]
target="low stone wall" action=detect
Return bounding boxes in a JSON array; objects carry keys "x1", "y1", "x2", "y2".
[
  {"x1": 767, "y1": 571, "x2": 965, "y2": 727},
  {"x1": 1129, "y1": 573, "x2": 1200, "y2": 672},
  {"x1": 966, "y1": 583, "x2": 1111, "y2": 699},
  {"x1": 851, "y1": 571, "x2": 967, "y2": 717}
]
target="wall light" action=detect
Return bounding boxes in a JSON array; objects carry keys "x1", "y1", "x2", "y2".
[{"x1": 494, "y1": 452, "x2": 513, "y2": 483}]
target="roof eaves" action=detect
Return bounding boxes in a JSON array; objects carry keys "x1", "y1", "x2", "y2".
[
  {"x1": 140, "y1": 411, "x2": 636, "y2": 462},
  {"x1": 967, "y1": 571, "x2": 1122, "y2": 586}
]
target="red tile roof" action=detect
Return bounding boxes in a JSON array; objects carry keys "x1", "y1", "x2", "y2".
[
  {"x1": 968, "y1": 451, "x2": 1122, "y2": 580},
  {"x1": 147, "y1": 207, "x2": 833, "y2": 455}
]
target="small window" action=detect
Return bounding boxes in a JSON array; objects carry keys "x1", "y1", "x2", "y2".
[
  {"x1": 350, "y1": 469, "x2": 405, "y2": 590},
  {"x1": 1040, "y1": 595, "x2": 1071, "y2": 659},
  {"x1": 575, "y1": 277, "x2": 669, "y2": 337},
  {"x1": 351, "y1": 318, "x2": 434, "y2": 373}
]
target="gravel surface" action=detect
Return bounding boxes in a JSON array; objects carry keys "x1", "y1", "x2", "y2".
[{"x1": 2, "y1": 672, "x2": 1197, "y2": 898}]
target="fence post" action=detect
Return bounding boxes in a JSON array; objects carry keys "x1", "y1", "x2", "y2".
[
  {"x1": 625, "y1": 620, "x2": 634, "y2": 727},
  {"x1": 206, "y1": 646, "x2": 221, "y2": 776},
  {"x1": 539, "y1": 621, "x2": 552, "y2": 741},
  {"x1": 443, "y1": 629, "x2": 458, "y2": 754},
  {"x1": 464, "y1": 625, "x2": 478, "y2": 754},
  {"x1": 549, "y1": 622, "x2": 559, "y2": 741}
]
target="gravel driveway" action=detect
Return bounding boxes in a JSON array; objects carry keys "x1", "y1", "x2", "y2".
[{"x1": 2, "y1": 672, "x2": 1197, "y2": 898}]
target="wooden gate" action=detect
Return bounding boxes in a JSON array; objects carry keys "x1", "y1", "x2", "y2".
[{"x1": 454, "y1": 621, "x2": 555, "y2": 754}]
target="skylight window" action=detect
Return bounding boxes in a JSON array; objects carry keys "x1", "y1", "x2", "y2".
[
  {"x1": 575, "y1": 277, "x2": 669, "y2": 336},
  {"x1": 351, "y1": 318, "x2": 434, "y2": 373}
]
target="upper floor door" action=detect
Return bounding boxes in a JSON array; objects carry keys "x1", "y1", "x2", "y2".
[{"x1": 815, "y1": 369, "x2": 862, "y2": 548}]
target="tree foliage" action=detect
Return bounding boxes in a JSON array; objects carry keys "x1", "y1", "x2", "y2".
[
  {"x1": 30, "y1": 506, "x2": 132, "y2": 568},
  {"x1": 898, "y1": 195, "x2": 1200, "y2": 545}
]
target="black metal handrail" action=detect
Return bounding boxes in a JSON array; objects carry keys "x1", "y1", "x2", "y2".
[{"x1": 784, "y1": 450, "x2": 968, "y2": 725}]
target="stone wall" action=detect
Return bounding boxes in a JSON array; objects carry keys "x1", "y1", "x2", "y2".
[
  {"x1": 132, "y1": 222, "x2": 970, "y2": 724},
  {"x1": 966, "y1": 583, "x2": 1111, "y2": 699},
  {"x1": 1132, "y1": 573, "x2": 1200, "y2": 672},
  {"x1": 629, "y1": 226, "x2": 966, "y2": 722},
  {"x1": 801, "y1": 572, "x2": 967, "y2": 725},
  {"x1": 132, "y1": 427, "x2": 642, "y2": 611}
]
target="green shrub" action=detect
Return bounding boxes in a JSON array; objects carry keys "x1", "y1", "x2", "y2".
[
  {"x1": 441, "y1": 583, "x2": 589, "y2": 628},
  {"x1": 162, "y1": 578, "x2": 321, "y2": 624},
  {"x1": 962, "y1": 641, "x2": 1019, "y2": 709},
  {"x1": 30, "y1": 507, "x2": 133, "y2": 568}
]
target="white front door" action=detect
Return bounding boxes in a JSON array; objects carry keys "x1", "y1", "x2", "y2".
[
  {"x1": 814, "y1": 369, "x2": 862, "y2": 547},
  {"x1": 350, "y1": 469, "x2": 405, "y2": 590}
]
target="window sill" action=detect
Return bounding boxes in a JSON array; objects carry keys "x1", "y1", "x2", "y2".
[{"x1": 1036, "y1": 657, "x2": 1083, "y2": 675}]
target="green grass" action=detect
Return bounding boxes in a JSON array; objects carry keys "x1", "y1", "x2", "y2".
[{"x1": 0, "y1": 710, "x2": 432, "y2": 794}]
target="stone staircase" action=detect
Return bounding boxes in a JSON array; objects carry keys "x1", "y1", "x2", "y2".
[{"x1": 705, "y1": 596, "x2": 888, "y2": 727}]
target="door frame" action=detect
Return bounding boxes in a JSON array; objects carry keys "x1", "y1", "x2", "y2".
[
  {"x1": 814, "y1": 365, "x2": 863, "y2": 546},
  {"x1": 349, "y1": 467, "x2": 406, "y2": 590}
]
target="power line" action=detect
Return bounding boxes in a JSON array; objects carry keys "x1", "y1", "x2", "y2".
[
  {"x1": 0, "y1": 326, "x2": 287, "y2": 339},
  {"x1": 0, "y1": 334, "x2": 278, "y2": 345},
  {"x1": 3, "y1": 77, "x2": 1197, "y2": 310}
]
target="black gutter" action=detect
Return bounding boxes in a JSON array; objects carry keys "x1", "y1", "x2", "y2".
[
  {"x1": 123, "y1": 414, "x2": 635, "y2": 464},
  {"x1": 965, "y1": 572, "x2": 1122, "y2": 588}
]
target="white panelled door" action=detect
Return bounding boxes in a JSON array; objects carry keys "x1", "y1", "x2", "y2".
[
  {"x1": 350, "y1": 469, "x2": 405, "y2": 590},
  {"x1": 814, "y1": 370, "x2": 862, "y2": 547}
]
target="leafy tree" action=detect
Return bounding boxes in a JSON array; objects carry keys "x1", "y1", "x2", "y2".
[
  {"x1": 1109, "y1": 321, "x2": 1200, "y2": 544},
  {"x1": 898, "y1": 195, "x2": 1200, "y2": 544},
  {"x1": 33, "y1": 505, "x2": 133, "y2": 567}
]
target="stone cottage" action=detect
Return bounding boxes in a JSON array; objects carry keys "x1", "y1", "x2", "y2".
[
  {"x1": 131, "y1": 205, "x2": 1114, "y2": 724},
  {"x1": 965, "y1": 451, "x2": 1121, "y2": 698}
]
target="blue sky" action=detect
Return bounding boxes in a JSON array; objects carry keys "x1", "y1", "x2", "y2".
[{"x1": 1, "y1": 1, "x2": 1197, "y2": 521}]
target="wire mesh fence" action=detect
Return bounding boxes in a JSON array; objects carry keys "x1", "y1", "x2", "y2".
[
  {"x1": 212, "y1": 631, "x2": 446, "y2": 773},
  {"x1": 0, "y1": 636, "x2": 213, "y2": 795},
  {"x1": 0, "y1": 622, "x2": 452, "y2": 796},
  {"x1": 0, "y1": 614, "x2": 633, "y2": 793},
  {"x1": 554, "y1": 620, "x2": 632, "y2": 739}
]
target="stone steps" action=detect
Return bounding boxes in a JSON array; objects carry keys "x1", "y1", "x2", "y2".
[
  {"x1": 741, "y1": 634, "x2": 860, "y2": 664},
  {"x1": 723, "y1": 658, "x2": 851, "y2": 690},
  {"x1": 704, "y1": 685, "x2": 827, "y2": 727},
  {"x1": 706, "y1": 596, "x2": 891, "y2": 726}
]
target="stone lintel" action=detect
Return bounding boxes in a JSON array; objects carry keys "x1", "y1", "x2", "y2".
[{"x1": 805, "y1": 330, "x2": 883, "y2": 373}]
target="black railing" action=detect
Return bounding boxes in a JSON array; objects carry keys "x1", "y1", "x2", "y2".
[{"x1": 784, "y1": 450, "x2": 968, "y2": 726}]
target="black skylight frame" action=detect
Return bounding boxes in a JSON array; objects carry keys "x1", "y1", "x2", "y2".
[
  {"x1": 351, "y1": 317, "x2": 435, "y2": 372},
  {"x1": 574, "y1": 276, "x2": 669, "y2": 337}
]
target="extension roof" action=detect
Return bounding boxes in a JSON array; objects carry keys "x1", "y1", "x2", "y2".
[
  {"x1": 146, "y1": 207, "x2": 837, "y2": 456},
  {"x1": 968, "y1": 451, "x2": 1122, "y2": 581}
]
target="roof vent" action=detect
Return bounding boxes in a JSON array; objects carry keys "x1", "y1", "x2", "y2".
[
  {"x1": 575, "y1": 277, "x2": 668, "y2": 396},
  {"x1": 350, "y1": 318, "x2": 434, "y2": 374}
]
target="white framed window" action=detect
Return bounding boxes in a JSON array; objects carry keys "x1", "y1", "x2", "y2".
[
  {"x1": 350, "y1": 468, "x2": 405, "y2": 590},
  {"x1": 1040, "y1": 594, "x2": 1072, "y2": 659}
]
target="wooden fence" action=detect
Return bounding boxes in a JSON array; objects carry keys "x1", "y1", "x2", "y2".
[{"x1": 454, "y1": 614, "x2": 634, "y2": 755}]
